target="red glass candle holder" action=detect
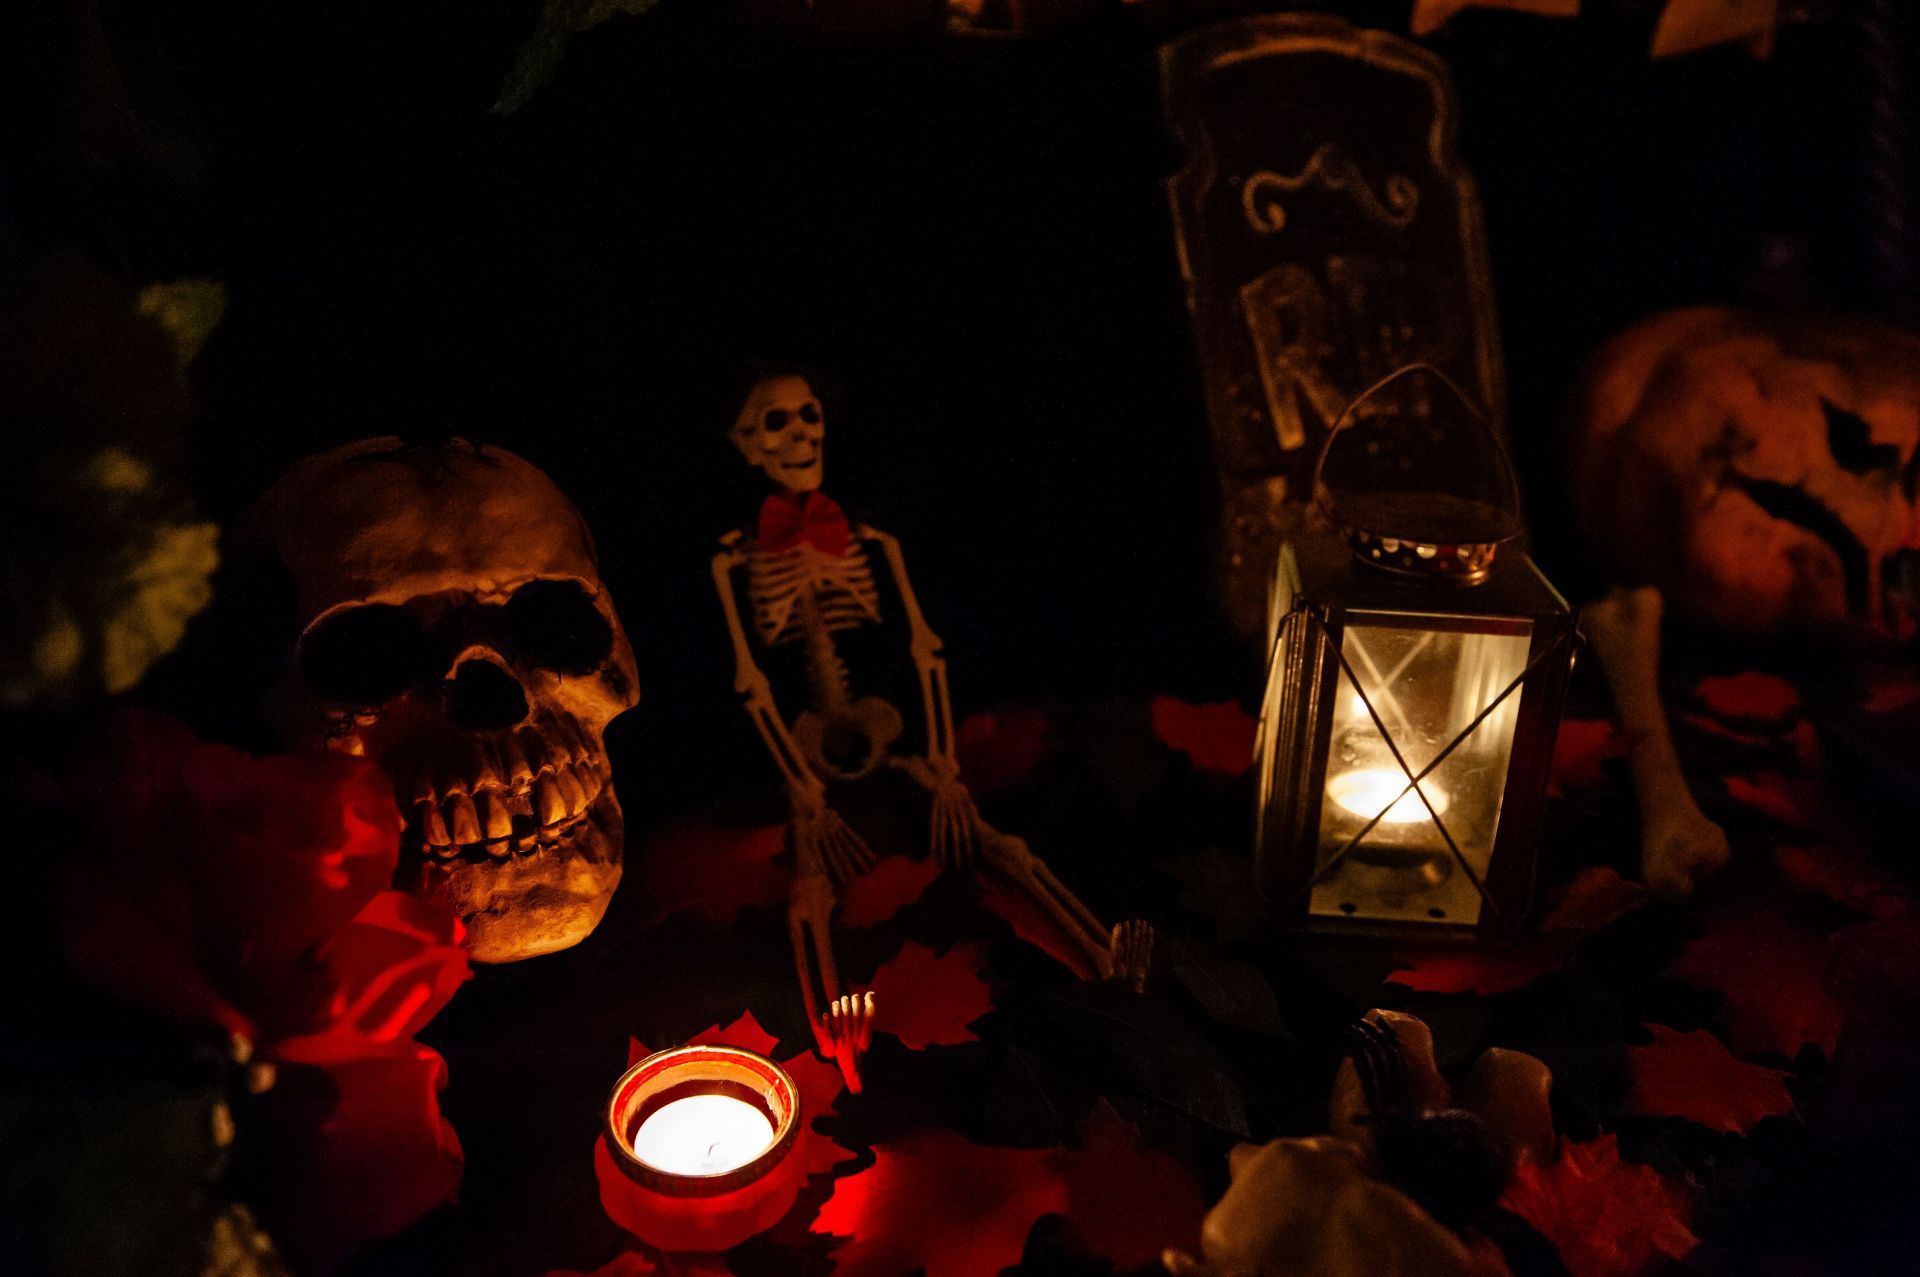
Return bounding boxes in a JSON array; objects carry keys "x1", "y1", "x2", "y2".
[{"x1": 597, "y1": 1044, "x2": 807, "y2": 1254}]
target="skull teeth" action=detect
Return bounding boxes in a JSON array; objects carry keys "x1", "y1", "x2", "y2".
[{"x1": 398, "y1": 721, "x2": 608, "y2": 863}]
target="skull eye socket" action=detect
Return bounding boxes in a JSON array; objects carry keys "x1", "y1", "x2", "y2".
[
  {"x1": 798, "y1": 401, "x2": 820, "y2": 425},
  {"x1": 506, "y1": 579, "x2": 615, "y2": 675},
  {"x1": 763, "y1": 408, "x2": 790, "y2": 433},
  {"x1": 299, "y1": 604, "x2": 429, "y2": 705}
]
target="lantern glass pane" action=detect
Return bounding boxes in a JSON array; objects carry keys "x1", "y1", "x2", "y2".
[{"x1": 1307, "y1": 620, "x2": 1532, "y2": 926}]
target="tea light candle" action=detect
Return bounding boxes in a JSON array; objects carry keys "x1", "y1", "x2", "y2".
[
  {"x1": 1328, "y1": 767, "x2": 1450, "y2": 825},
  {"x1": 631, "y1": 1093, "x2": 776, "y2": 1177},
  {"x1": 600, "y1": 1043, "x2": 806, "y2": 1254}
]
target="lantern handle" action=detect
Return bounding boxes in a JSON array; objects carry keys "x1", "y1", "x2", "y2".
[{"x1": 1307, "y1": 361, "x2": 1522, "y2": 524}]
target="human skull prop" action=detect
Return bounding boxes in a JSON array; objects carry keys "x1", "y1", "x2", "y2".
[
  {"x1": 237, "y1": 438, "x2": 638, "y2": 963},
  {"x1": 1569, "y1": 307, "x2": 1920, "y2": 635},
  {"x1": 731, "y1": 375, "x2": 825, "y2": 492}
]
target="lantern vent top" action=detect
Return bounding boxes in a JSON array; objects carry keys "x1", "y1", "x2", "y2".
[{"x1": 1314, "y1": 364, "x2": 1522, "y2": 583}]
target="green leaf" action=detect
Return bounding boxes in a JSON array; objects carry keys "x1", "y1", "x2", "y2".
[
  {"x1": 136, "y1": 280, "x2": 226, "y2": 368},
  {"x1": 493, "y1": 0, "x2": 663, "y2": 116},
  {"x1": 1165, "y1": 937, "x2": 1290, "y2": 1038}
]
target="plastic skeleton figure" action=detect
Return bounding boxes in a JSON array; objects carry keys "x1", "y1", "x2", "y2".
[{"x1": 711, "y1": 374, "x2": 1115, "y2": 1062}]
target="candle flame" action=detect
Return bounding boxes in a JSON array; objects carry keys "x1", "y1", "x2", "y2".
[{"x1": 1328, "y1": 768, "x2": 1449, "y2": 825}]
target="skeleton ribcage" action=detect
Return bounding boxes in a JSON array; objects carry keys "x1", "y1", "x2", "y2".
[{"x1": 746, "y1": 543, "x2": 884, "y2": 649}]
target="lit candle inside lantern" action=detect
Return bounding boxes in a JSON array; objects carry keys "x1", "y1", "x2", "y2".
[
  {"x1": 1328, "y1": 767, "x2": 1450, "y2": 825},
  {"x1": 631, "y1": 1093, "x2": 776, "y2": 1177}
]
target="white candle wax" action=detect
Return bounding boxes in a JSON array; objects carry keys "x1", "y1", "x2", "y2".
[
  {"x1": 631, "y1": 1093, "x2": 776, "y2": 1176},
  {"x1": 1328, "y1": 767, "x2": 1450, "y2": 825}
]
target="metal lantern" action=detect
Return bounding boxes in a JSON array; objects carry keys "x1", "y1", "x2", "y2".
[{"x1": 1254, "y1": 366, "x2": 1577, "y2": 939}]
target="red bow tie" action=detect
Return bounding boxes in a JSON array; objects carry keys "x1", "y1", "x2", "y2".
[{"x1": 756, "y1": 490, "x2": 851, "y2": 556}]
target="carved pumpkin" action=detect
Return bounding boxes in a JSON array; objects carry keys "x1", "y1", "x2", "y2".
[{"x1": 1568, "y1": 307, "x2": 1920, "y2": 635}]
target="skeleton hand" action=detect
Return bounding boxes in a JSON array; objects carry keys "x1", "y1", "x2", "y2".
[
  {"x1": 789, "y1": 789, "x2": 875, "y2": 883},
  {"x1": 928, "y1": 764, "x2": 979, "y2": 871}
]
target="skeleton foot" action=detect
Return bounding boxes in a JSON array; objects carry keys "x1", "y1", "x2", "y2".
[
  {"x1": 787, "y1": 871, "x2": 843, "y2": 1056},
  {"x1": 979, "y1": 829, "x2": 1114, "y2": 979},
  {"x1": 1109, "y1": 919, "x2": 1154, "y2": 994},
  {"x1": 826, "y1": 991, "x2": 875, "y2": 1094},
  {"x1": 1585, "y1": 586, "x2": 1731, "y2": 899}
]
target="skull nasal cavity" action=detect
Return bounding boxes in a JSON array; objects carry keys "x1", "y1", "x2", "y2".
[{"x1": 446, "y1": 660, "x2": 529, "y2": 731}]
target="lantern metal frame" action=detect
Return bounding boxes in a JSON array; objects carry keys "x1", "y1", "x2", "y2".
[{"x1": 1254, "y1": 521, "x2": 1578, "y2": 941}]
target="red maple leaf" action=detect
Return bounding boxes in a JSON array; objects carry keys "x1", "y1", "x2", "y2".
[
  {"x1": 630, "y1": 822, "x2": 787, "y2": 928},
  {"x1": 1540, "y1": 867, "x2": 1649, "y2": 934},
  {"x1": 1863, "y1": 665, "x2": 1920, "y2": 715},
  {"x1": 1386, "y1": 944, "x2": 1567, "y2": 995},
  {"x1": 812, "y1": 1128, "x2": 1069, "y2": 1277},
  {"x1": 838, "y1": 855, "x2": 942, "y2": 929},
  {"x1": 1550, "y1": 717, "x2": 1624, "y2": 796},
  {"x1": 627, "y1": 1010, "x2": 853, "y2": 1180},
  {"x1": 1723, "y1": 771, "x2": 1851, "y2": 838},
  {"x1": 1622, "y1": 1025, "x2": 1796, "y2": 1134},
  {"x1": 541, "y1": 1247, "x2": 730, "y2": 1277},
  {"x1": 1829, "y1": 913, "x2": 1920, "y2": 1027},
  {"x1": 1692, "y1": 672, "x2": 1800, "y2": 724},
  {"x1": 1052, "y1": 1101, "x2": 1206, "y2": 1270},
  {"x1": 956, "y1": 707, "x2": 1058, "y2": 796},
  {"x1": 1667, "y1": 907, "x2": 1848, "y2": 1060},
  {"x1": 1775, "y1": 845, "x2": 1912, "y2": 921},
  {"x1": 868, "y1": 941, "x2": 995, "y2": 1050},
  {"x1": 269, "y1": 1044, "x2": 466, "y2": 1274},
  {"x1": 977, "y1": 876, "x2": 1102, "y2": 980},
  {"x1": 273, "y1": 891, "x2": 471, "y2": 1065},
  {"x1": 1150, "y1": 696, "x2": 1257, "y2": 777},
  {"x1": 1498, "y1": 1134, "x2": 1696, "y2": 1277}
]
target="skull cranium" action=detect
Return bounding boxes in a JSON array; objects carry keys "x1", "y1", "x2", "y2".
[
  {"x1": 237, "y1": 438, "x2": 638, "y2": 963},
  {"x1": 731, "y1": 375, "x2": 825, "y2": 492}
]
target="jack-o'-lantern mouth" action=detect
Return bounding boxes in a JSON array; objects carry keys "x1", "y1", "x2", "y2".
[{"x1": 1727, "y1": 473, "x2": 1872, "y2": 615}]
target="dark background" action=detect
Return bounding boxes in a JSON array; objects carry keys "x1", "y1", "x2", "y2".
[
  {"x1": 6, "y1": 5, "x2": 1919, "y2": 1275},
  {"x1": 3, "y1": 0, "x2": 1904, "y2": 812}
]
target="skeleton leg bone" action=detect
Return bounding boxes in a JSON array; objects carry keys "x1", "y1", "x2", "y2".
[
  {"x1": 787, "y1": 865, "x2": 844, "y2": 1058},
  {"x1": 1584, "y1": 586, "x2": 1731, "y2": 899},
  {"x1": 978, "y1": 827, "x2": 1115, "y2": 979}
]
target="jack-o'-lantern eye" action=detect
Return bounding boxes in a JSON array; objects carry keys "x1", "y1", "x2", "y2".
[{"x1": 1821, "y1": 398, "x2": 1902, "y2": 476}]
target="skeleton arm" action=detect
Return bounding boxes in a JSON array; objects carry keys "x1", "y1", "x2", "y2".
[{"x1": 859, "y1": 524, "x2": 958, "y2": 766}]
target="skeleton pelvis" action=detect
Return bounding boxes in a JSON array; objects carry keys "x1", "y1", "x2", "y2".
[{"x1": 793, "y1": 697, "x2": 904, "y2": 782}]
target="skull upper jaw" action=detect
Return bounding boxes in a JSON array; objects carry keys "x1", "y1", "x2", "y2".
[{"x1": 407, "y1": 788, "x2": 626, "y2": 963}]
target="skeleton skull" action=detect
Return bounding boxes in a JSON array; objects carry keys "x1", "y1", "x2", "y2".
[
  {"x1": 237, "y1": 438, "x2": 638, "y2": 963},
  {"x1": 731, "y1": 375, "x2": 825, "y2": 492},
  {"x1": 1569, "y1": 307, "x2": 1920, "y2": 635}
]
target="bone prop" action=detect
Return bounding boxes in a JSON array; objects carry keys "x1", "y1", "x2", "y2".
[
  {"x1": 1583, "y1": 586, "x2": 1731, "y2": 899},
  {"x1": 826, "y1": 990, "x2": 875, "y2": 1094}
]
